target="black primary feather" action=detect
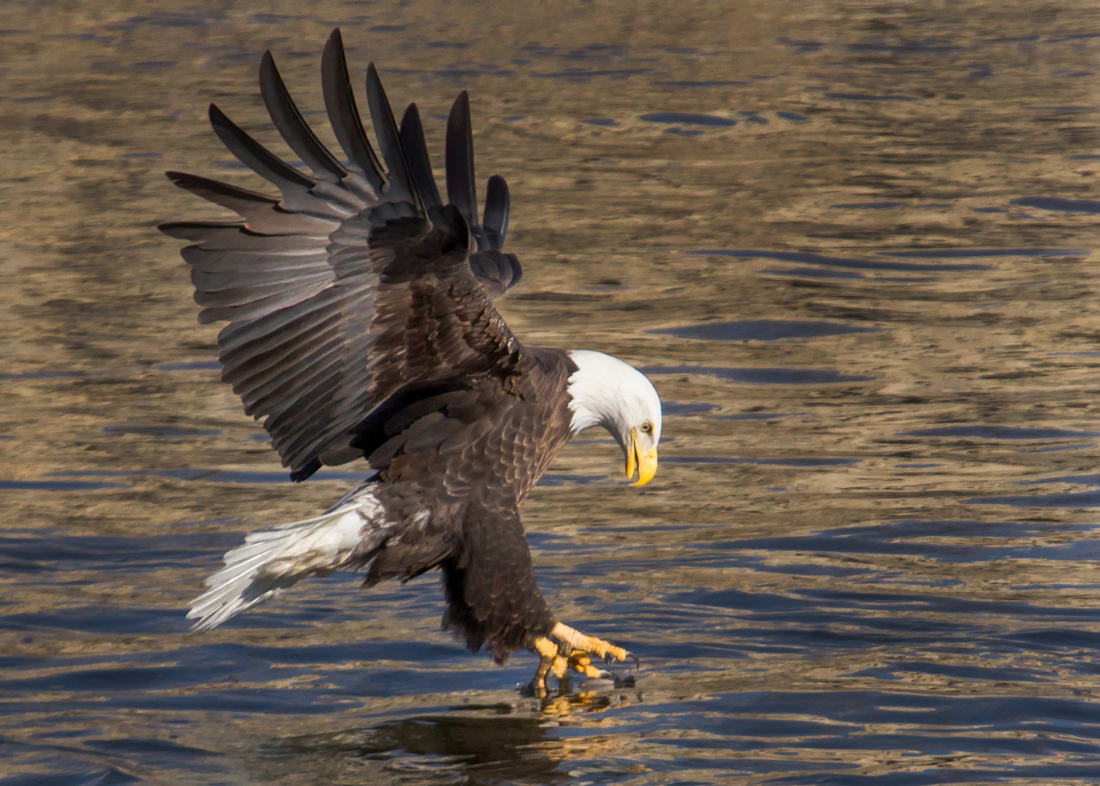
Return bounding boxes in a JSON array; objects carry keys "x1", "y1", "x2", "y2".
[
  {"x1": 481, "y1": 174, "x2": 509, "y2": 250},
  {"x1": 259, "y1": 50, "x2": 348, "y2": 184},
  {"x1": 320, "y1": 29, "x2": 386, "y2": 192},
  {"x1": 445, "y1": 90, "x2": 482, "y2": 244},
  {"x1": 365, "y1": 63, "x2": 415, "y2": 205},
  {"x1": 208, "y1": 103, "x2": 316, "y2": 190},
  {"x1": 399, "y1": 103, "x2": 443, "y2": 210}
]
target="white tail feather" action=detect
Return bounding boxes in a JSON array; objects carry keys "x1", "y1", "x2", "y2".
[{"x1": 187, "y1": 496, "x2": 386, "y2": 631}]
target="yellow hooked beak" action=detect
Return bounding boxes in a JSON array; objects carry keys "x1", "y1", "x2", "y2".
[{"x1": 625, "y1": 427, "x2": 659, "y2": 487}]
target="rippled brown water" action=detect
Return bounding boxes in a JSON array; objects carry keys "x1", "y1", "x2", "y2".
[{"x1": 5, "y1": 1, "x2": 1100, "y2": 783}]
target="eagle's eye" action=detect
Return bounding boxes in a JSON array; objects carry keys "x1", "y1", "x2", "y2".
[{"x1": 641, "y1": 421, "x2": 653, "y2": 435}]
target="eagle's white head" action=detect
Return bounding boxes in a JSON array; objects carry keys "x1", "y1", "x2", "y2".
[{"x1": 566, "y1": 350, "x2": 662, "y2": 486}]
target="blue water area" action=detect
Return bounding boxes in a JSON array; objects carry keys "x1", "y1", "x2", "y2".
[
  {"x1": 153, "y1": 360, "x2": 222, "y2": 372},
  {"x1": 690, "y1": 249, "x2": 987, "y2": 272},
  {"x1": 0, "y1": 529, "x2": 235, "y2": 577},
  {"x1": 0, "y1": 369, "x2": 89, "y2": 380},
  {"x1": 122, "y1": 12, "x2": 208, "y2": 28},
  {"x1": 532, "y1": 68, "x2": 649, "y2": 80},
  {"x1": 649, "y1": 320, "x2": 877, "y2": 341},
  {"x1": 102, "y1": 425, "x2": 223, "y2": 438},
  {"x1": 1021, "y1": 473, "x2": 1100, "y2": 486},
  {"x1": 664, "y1": 456, "x2": 858, "y2": 467},
  {"x1": 776, "y1": 110, "x2": 808, "y2": 121},
  {"x1": 640, "y1": 112, "x2": 736, "y2": 126},
  {"x1": 1029, "y1": 104, "x2": 1095, "y2": 113},
  {"x1": 824, "y1": 92, "x2": 916, "y2": 102},
  {"x1": 250, "y1": 13, "x2": 305, "y2": 24},
  {"x1": 903, "y1": 426, "x2": 1100, "y2": 440},
  {"x1": 689, "y1": 519, "x2": 1100, "y2": 567},
  {"x1": 49, "y1": 469, "x2": 216, "y2": 480},
  {"x1": 536, "y1": 473, "x2": 604, "y2": 487},
  {"x1": 970, "y1": 490, "x2": 1100, "y2": 508},
  {"x1": 1009, "y1": 196, "x2": 1100, "y2": 213},
  {"x1": 200, "y1": 470, "x2": 368, "y2": 484},
  {"x1": 1023, "y1": 443, "x2": 1093, "y2": 453},
  {"x1": 831, "y1": 201, "x2": 906, "y2": 210},
  {"x1": 883, "y1": 247, "x2": 1088, "y2": 258},
  {"x1": 845, "y1": 38, "x2": 960, "y2": 54},
  {"x1": 0, "y1": 361, "x2": 222, "y2": 381},
  {"x1": 2, "y1": 94, "x2": 55, "y2": 103},
  {"x1": 738, "y1": 111, "x2": 768, "y2": 124},
  {"x1": 760, "y1": 266, "x2": 865, "y2": 280},
  {"x1": 717, "y1": 412, "x2": 786, "y2": 421},
  {"x1": 0, "y1": 479, "x2": 129, "y2": 491},
  {"x1": 663, "y1": 402, "x2": 719, "y2": 416},
  {"x1": 653, "y1": 80, "x2": 749, "y2": 88},
  {"x1": 44, "y1": 468, "x2": 371, "y2": 484},
  {"x1": 776, "y1": 36, "x2": 824, "y2": 52},
  {"x1": 581, "y1": 117, "x2": 618, "y2": 126},
  {"x1": 972, "y1": 473, "x2": 1100, "y2": 508},
  {"x1": 643, "y1": 366, "x2": 872, "y2": 384}
]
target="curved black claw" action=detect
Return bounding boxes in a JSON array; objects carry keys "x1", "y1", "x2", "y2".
[{"x1": 605, "y1": 649, "x2": 640, "y2": 671}]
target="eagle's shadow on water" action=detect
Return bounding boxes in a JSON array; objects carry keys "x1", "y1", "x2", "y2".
[{"x1": 266, "y1": 691, "x2": 633, "y2": 784}]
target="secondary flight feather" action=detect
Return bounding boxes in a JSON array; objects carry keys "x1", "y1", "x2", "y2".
[{"x1": 160, "y1": 29, "x2": 662, "y2": 694}]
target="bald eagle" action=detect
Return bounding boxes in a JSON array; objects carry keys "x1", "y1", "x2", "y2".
[{"x1": 160, "y1": 29, "x2": 662, "y2": 694}]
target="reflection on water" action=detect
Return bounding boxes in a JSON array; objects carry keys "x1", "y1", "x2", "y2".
[
  {"x1": 5, "y1": 0, "x2": 1100, "y2": 783},
  {"x1": 644, "y1": 366, "x2": 874, "y2": 384},
  {"x1": 275, "y1": 712, "x2": 567, "y2": 785},
  {"x1": 649, "y1": 319, "x2": 878, "y2": 341}
]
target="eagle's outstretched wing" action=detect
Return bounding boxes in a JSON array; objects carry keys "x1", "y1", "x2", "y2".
[{"x1": 159, "y1": 29, "x2": 523, "y2": 481}]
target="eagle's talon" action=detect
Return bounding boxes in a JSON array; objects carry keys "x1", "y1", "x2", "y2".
[{"x1": 534, "y1": 626, "x2": 634, "y2": 690}]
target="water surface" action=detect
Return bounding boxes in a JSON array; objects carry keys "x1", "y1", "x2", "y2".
[{"x1": 4, "y1": 1, "x2": 1100, "y2": 784}]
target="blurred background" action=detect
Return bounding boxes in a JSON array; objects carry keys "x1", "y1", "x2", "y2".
[{"x1": 4, "y1": 1, "x2": 1100, "y2": 783}]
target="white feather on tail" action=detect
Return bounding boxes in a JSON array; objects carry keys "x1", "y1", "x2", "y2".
[{"x1": 187, "y1": 496, "x2": 387, "y2": 631}]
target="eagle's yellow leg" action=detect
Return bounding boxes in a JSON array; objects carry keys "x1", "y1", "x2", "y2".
[
  {"x1": 551, "y1": 622, "x2": 631, "y2": 664},
  {"x1": 532, "y1": 636, "x2": 566, "y2": 697},
  {"x1": 531, "y1": 622, "x2": 635, "y2": 696}
]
